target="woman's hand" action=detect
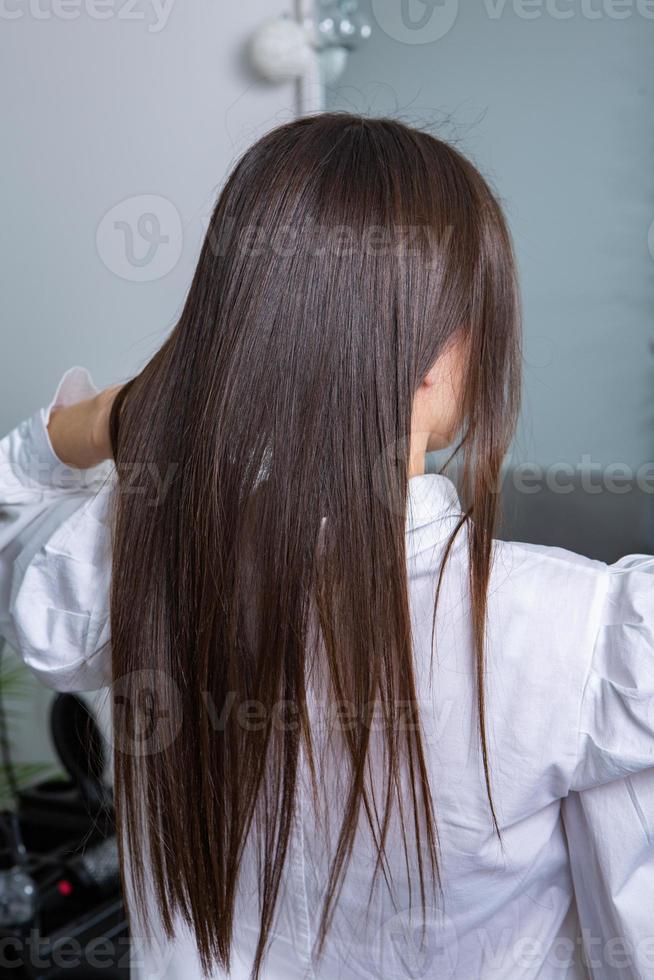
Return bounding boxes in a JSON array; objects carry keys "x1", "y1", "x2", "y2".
[{"x1": 47, "y1": 385, "x2": 122, "y2": 468}]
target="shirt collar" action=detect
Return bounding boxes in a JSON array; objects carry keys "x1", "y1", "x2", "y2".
[{"x1": 406, "y1": 473, "x2": 462, "y2": 533}]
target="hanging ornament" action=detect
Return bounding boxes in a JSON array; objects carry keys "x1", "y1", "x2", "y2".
[
  {"x1": 250, "y1": 16, "x2": 313, "y2": 83},
  {"x1": 250, "y1": 4, "x2": 372, "y2": 89}
]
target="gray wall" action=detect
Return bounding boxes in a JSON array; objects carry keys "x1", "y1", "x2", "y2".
[
  {"x1": 328, "y1": 0, "x2": 654, "y2": 471},
  {"x1": 0, "y1": 2, "x2": 297, "y2": 432}
]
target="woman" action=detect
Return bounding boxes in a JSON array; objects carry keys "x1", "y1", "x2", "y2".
[{"x1": 1, "y1": 114, "x2": 653, "y2": 980}]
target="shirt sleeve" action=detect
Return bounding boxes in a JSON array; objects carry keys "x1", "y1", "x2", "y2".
[
  {"x1": 572, "y1": 554, "x2": 654, "y2": 792},
  {"x1": 0, "y1": 368, "x2": 114, "y2": 691},
  {"x1": 555, "y1": 557, "x2": 654, "y2": 976},
  {"x1": 563, "y1": 773, "x2": 654, "y2": 978},
  {"x1": 563, "y1": 556, "x2": 654, "y2": 976}
]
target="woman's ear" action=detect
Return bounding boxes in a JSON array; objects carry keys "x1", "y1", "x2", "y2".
[
  {"x1": 413, "y1": 337, "x2": 467, "y2": 453},
  {"x1": 420, "y1": 363, "x2": 439, "y2": 389}
]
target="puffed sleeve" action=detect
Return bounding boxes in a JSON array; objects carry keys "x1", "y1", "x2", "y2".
[
  {"x1": 572, "y1": 555, "x2": 654, "y2": 791},
  {"x1": 564, "y1": 556, "x2": 654, "y2": 978},
  {"x1": 0, "y1": 368, "x2": 114, "y2": 691},
  {"x1": 563, "y1": 772, "x2": 654, "y2": 978}
]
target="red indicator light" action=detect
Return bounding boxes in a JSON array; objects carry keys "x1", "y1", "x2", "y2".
[{"x1": 57, "y1": 879, "x2": 74, "y2": 897}]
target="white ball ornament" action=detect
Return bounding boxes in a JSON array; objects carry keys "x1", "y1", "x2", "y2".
[{"x1": 250, "y1": 17, "x2": 313, "y2": 83}]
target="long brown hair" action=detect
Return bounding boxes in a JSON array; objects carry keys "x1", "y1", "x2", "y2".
[{"x1": 109, "y1": 113, "x2": 520, "y2": 977}]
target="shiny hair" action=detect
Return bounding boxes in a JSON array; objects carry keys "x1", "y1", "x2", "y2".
[{"x1": 109, "y1": 113, "x2": 521, "y2": 978}]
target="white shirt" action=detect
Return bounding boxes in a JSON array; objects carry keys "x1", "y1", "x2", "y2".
[{"x1": 1, "y1": 368, "x2": 654, "y2": 980}]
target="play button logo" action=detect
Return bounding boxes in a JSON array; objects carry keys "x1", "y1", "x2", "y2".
[{"x1": 371, "y1": 0, "x2": 459, "y2": 44}]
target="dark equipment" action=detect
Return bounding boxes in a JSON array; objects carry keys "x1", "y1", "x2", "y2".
[{"x1": 0, "y1": 693, "x2": 129, "y2": 979}]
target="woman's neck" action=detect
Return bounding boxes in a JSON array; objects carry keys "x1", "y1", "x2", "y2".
[{"x1": 408, "y1": 429, "x2": 428, "y2": 479}]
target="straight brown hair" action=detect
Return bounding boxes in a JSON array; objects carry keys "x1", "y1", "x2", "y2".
[{"x1": 109, "y1": 113, "x2": 521, "y2": 978}]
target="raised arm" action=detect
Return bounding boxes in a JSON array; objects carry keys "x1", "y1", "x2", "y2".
[
  {"x1": 0, "y1": 368, "x2": 116, "y2": 691},
  {"x1": 47, "y1": 384, "x2": 121, "y2": 469}
]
